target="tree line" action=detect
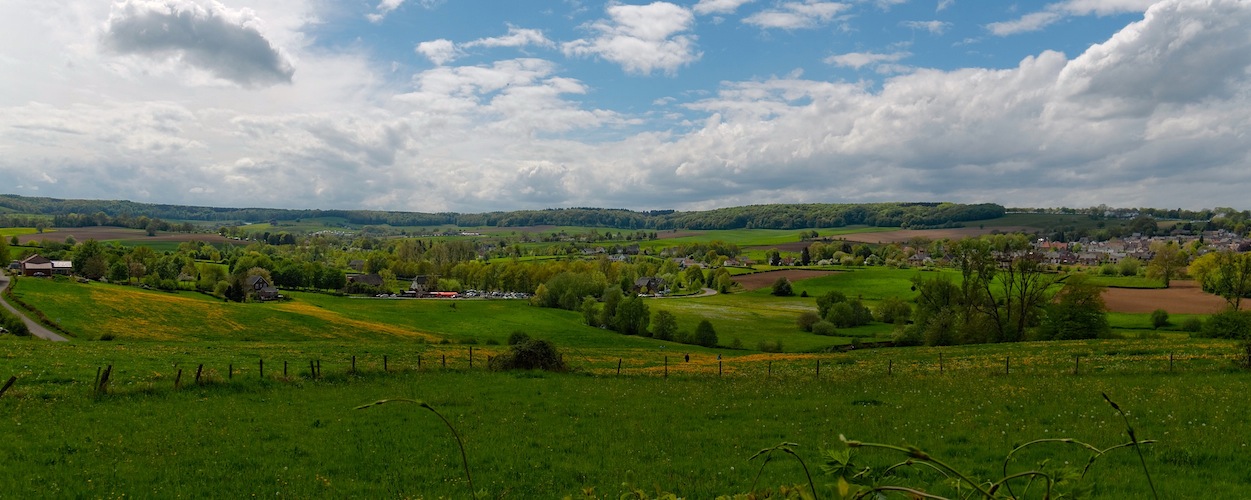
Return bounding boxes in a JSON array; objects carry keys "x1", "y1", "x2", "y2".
[{"x1": 0, "y1": 194, "x2": 1004, "y2": 231}]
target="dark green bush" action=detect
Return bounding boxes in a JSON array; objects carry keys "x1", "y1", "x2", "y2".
[{"x1": 489, "y1": 339, "x2": 568, "y2": 372}]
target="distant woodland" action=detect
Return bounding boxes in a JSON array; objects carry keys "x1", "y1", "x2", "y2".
[{"x1": 0, "y1": 194, "x2": 1003, "y2": 230}]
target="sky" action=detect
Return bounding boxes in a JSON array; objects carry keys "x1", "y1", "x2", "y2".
[{"x1": 1, "y1": 0, "x2": 1249, "y2": 214}]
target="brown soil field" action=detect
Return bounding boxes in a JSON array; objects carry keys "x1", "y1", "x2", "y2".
[
  {"x1": 1101, "y1": 280, "x2": 1227, "y2": 314},
  {"x1": 733, "y1": 269, "x2": 838, "y2": 291},
  {"x1": 17, "y1": 227, "x2": 236, "y2": 245}
]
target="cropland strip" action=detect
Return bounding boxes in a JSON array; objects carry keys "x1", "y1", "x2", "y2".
[{"x1": 1101, "y1": 280, "x2": 1227, "y2": 314}]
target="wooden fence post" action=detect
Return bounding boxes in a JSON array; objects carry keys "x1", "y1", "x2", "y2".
[
  {"x1": 442, "y1": 354, "x2": 446, "y2": 368},
  {"x1": 418, "y1": 354, "x2": 422, "y2": 370},
  {"x1": 94, "y1": 367, "x2": 102, "y2": 391},
  {"x1": 815, "y1": 359, "x2": 820, "y2": 379},
  {"x1": 767, "y1": 361, "x2": 772, "y2": 377},
  {"x1": 0, "y1": 376, "x2": 16, "y2": 399},
  {"x1": 259, "y1": 359, "x2": 264, "y2": 379},
  {"x1": 195, "y1": 364, "x2": 204, "y2": 385},
  {"x1": 617, "y1": 359, "x2": 622, "y2": 376},
  {"x1": 469, "y1": 347, "x2": 473, "y2": 369},
  {"x1": 228, "y1": 364, "x2": 232, "y2": 380},
  {"x1": 284, "y1": 361, "x2": 288, "y2": 378},
  {"x1": 384, "y1": 355, "x2": 389, "y2": 373},
  {"x1": 1074, "y1": 355, "x2": 1080, "y2": 375},
  {"x1": 939, "y1": 352, "x2": 944, "y2": 374},
  {"x1": 719, "y1": 360, "x2": 722, "y2": 377},
  {"x1": 1169, "y1": 352, "x2": 1174, "y2": 372},
  {"x1": 888, "y1": 359, "x2": 892, "y2": 376},
  {"x1": 1005, "y1": 356, "x2": 1010, "y2": 375},
  {"x1": 664, "y1": 356, "x2": 668, "y2": 378},
  {"x1": 352, "y1": 355, "x2": 357, "y2": 374},
  {"x1": 175, "y1": 369, "x2": 183, "y2": 389}
]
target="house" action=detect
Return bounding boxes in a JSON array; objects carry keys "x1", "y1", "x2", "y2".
[
  {"x1": 410, "y1": 275, "x2": 433, "y2": 295},
  {"x1": 51, "y1": 260, "x2": 73, "y2": 275},
  {"x1": 19, "y1": 254, "x2": 54, "y2": 276},
  {"x1": 246, "y1": 275, "x2": 280, "y2": 301},
  {"x1": 634, "y1": 276, "x2": 665, "y2": 295}
]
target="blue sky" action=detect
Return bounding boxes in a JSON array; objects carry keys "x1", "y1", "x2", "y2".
[{"x1": 2, "y1": 0, "x2": 1249, "y2": 213}]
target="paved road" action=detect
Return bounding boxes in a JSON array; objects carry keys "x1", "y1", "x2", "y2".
[
  {"x1": 0, "y1": 275, "x2": 69, "y2": 341},
  {"x1": 651, "y1": 287, "x2": 719, "y2": 299}
]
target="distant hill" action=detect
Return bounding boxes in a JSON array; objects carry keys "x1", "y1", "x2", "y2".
[{"x1": 0, "y1": 193, "x2": 1003, "y2": 231}]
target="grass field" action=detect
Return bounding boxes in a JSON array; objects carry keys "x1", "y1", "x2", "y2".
[{"x1": 1, "y1": 336, "x2": 1248, "y2": 498}]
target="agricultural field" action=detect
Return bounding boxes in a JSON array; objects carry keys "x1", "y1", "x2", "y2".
[{"x1": 12, "y1": 226, "x2": 237, "y2": 249}]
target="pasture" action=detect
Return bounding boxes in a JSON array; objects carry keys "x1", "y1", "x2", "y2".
[{"x1": 1, "y1": 336, "x2": 1248, "y2": 498}]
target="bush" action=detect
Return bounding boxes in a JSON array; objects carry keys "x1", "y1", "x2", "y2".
[
  {"x1": 811, "y1": 320, "x2": 838, "y2": 336},
  {"x1": 489, "y1": 339, "x2": 568, "y2": 372},
  {"x1": 507, "y1": 330, "x2": 532, "y2": 346},
  {"x1": 875, "y1": 296, "x2": 912, "y2": 325},
  {"x1": 757, "y1": 339, "x2": 784, "y2": 352},
  {"x1": 1150, "y1": 309, "x2": 1170, "y2": 329},
  {"x1": 826, "y1": 300, "x2": 872, "y2": 328},
  {"x1": 771, "y1": 277, "x2": 794, "y2": 296},
  {"x1": 796, "y1": 311, "x2": 821, "y2": 332},
  {"x1": 1201, "y1": 310, "x2": 1251, "y2": 339},
  {"x1": 0, "y1": 310, "x2": 30, "y2": 337},
  {"x1": 1182, "y1": 317, "x2": 1203, "y2": 333},
  {"x1": 694, "y1": 319, "x2": 718, "y2": 347}
]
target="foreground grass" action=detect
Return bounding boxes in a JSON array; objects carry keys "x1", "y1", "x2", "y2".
[{"x1": 1, "y1": 336, "x2": 1249, "y2": 498}]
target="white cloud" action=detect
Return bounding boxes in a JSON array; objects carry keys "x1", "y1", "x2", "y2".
[
  {"x1": 987, "y1": 11, "x2": 1064, "y2": 35},
  {"x1": 693, "y1": 0, "x2": 755, "y2": 15},
  {"x1": 416, "y1": 39, "x2": 460, "y2": 65},
  {"x1": 937, "y1": 0, "x2": 954, "y2": 11},
  {"x1": 101, "y1": 0, "x2": 294, "y2": 87},
  {"x1": 562, "y1": 2, "x2": 700, "y2": 75},
  {"x1": 743, "y1": 1, "x2": 852, "y2": 30},
  {"x1": 367, "y1": 0, "x2": 441, "y2": 23},
  {"x1": 989, "y1": 0, "x2": 1157, "y2": 36},
  {"x1": 463, "y1": 27, "x2": 554, "y2": 49},
  {"x1": 824, "y1": 51, "x2": 910, "y2": 69},
  {"x1": 901, "y1": 20, "x2": 950, "y2": 34},
  {"x1": 3, "y1": 0, "x2": 1251, "y2": 213}
]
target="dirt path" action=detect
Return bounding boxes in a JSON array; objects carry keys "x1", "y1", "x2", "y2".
[
  {"x1": 651, "y1": 288, "x2": 718, "y2": 299},
  {"x1": 0, "y1": 276, "x2": 69, "y2": 341}
]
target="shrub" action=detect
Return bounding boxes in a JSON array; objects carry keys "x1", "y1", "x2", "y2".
[
  {"x1": 757, "y1": 339, "x2": 784, "y2": 352},
  {"x1": 0, "y1": 310, "x2": 30, "y2": 337},
  {"x1": 1200, "y1": 310, "x2": 1251, "y2": 339},
  {"x1": 811, "y1": 320, "x2": 838, "y2": 336},
  {"x1": 796, "y1": 311, "x2": 821, "y2": 332},
  {"x1": 1182, "y1": 317, "x2": 1203, "y2": 333},
  {"x1": 485, "y1": 339, "x2": 500, "y2": 345},
  {"x1": 875, "y1": 296, "x2": 912, "y2": 325},
  {"x1": 694, "y1": 319, "x2": 718, "y2": 347},
  {"x1": 1150, "y1": 309, "x2": 1169, "y2": 329},
  {"x1": 459, "y1": 338, "x2": 479, "y2": 345},
  {"x1": 826, "y1": 300, "x2": 872, "y2": 328},
  {"x1": 771, "y1": 277, "x2": 794, "y2": 297},
  {"x1": 816, "y1": 290, "x2": 848, "y2": 317},
  {"x1": 730, "y1": 337, "x2": 743, "y2": 349},
  {"x1": 652, "y1": 310, "x2": 678, "y2": 341},
  {"x1": 488, "y1": 339, "x2": 568, "y2": 372},
  {"x1": 507, "y1": 330, "x2": 532, "y2": 346}
]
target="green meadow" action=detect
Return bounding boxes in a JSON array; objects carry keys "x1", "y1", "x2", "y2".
[{"x1": 3, "y1": 263, "x2": 1251, "y2": 497}]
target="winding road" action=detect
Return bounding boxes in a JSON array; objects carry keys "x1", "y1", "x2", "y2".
[{"x1": 0, "y1": 275, "x2": 69, "y2": 341}]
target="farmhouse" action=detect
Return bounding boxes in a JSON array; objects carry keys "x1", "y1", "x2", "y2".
[
  {"x1": 246, "y1": 275, "x2": 280, "y2": 301},
  {"x1": 409, "y1": 275, "x2": 432, "y2": 295},
  {"x1": 18, "y1": 254, "x2": 55, "y2": 276},
  {"x1": 634, "y1": 276, "x2": 665, "y2": 295}
]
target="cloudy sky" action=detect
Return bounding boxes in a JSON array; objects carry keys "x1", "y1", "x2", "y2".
[{"x1": 2, "y1": 0, "x2": 1249, "y2": 213}]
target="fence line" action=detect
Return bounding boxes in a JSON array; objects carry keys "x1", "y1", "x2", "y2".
[{"x1": 0, "y1": 347, "x2": 1237, "y2": 400}]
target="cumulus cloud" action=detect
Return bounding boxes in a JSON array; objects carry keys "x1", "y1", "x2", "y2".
[
  {"x1": 416, "y1": 39, "x2": 460, "y2": 65},
  {"x1": 693, "y1": 0, "x2": 755, "y2": 15},
  {"x1": 937, "y1": 0, "x2": 955, "y2": 11},
  {"x1": 101, "y1": 0, "x2": 294, "y2": 87},
  {"x1": 463, "y1": 27, "x2": 554, "y2": 49},
  {"x1": 743, "y1": 1, "x2": 851, "y2": 29},
  {"x1": 989, "y1": 0, "x2": 1157, "y2": 36},
  {"x1": 562, "y1": 2, "x2": 700, "y2": 75}
]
